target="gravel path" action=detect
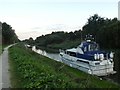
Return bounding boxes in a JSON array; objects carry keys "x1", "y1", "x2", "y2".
[{"x1": 0, "y1": 44, "x2": 15, "y2": 89}]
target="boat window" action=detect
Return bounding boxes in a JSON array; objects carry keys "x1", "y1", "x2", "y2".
[
  {"x1": 67, "y1": 51, "x2": 76, "y2": 57},
  {"x1": 89, "y1": 44, "x2": 99, "y2": 51},
  {"x1": 95, "y1": 62, "x2": 100, "y2": 65},
  {"x1": 77, "y1": 60, "x2": 89, "y2": 64},
  {"x1": 84, "y1": 47, "x2": 87, "y2": 52},
  {"x1": 65, "y1": 51, "x2": 67, "y2": 54},
  {"x1": 80, "y1": 43, "x2": 83, "y2": 47}
]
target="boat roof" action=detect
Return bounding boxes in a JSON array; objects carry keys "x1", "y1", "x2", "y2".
[{"x1": 66, "y1": 48, "x2": 77, "y2": 53}]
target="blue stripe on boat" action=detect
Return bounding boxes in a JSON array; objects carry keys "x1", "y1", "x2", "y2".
[{"x1": 76, "y1": 53, "x2": 94, "y2": 61}]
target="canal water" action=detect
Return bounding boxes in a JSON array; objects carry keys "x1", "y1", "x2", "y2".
[{"x1": 32, "y1": 46, "x2": 62, "y2": 62}]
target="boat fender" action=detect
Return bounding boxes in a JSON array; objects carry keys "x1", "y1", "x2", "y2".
[
  {"x1": 88, "y1": 69, "x2": 92, "y2": 74},
  {"x1": 110, "y1": 52, "x2": 114, "y2": 59},
  {"x1": 70, "y1": 64, "x2": 72, "y2": 67}
]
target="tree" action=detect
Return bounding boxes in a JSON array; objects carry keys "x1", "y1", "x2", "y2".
[
  {"x1": 2, "y1": 22, "x2": 18, "y2": 44},
  {"x1": 82, "y1": 14, "x2": 105, "y2": 37}
]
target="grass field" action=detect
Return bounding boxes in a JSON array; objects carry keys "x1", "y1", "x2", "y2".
[{"x1": 9, "y1": 43, "x2": 120, "y2": 88}]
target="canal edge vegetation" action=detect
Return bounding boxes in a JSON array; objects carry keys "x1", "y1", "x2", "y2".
[
  {"x1": 9, "y1": 43, "x2": 120, "y2": 88},
  {"x1": 0, "y1": 21, "x2": 19, "y2": 54}
]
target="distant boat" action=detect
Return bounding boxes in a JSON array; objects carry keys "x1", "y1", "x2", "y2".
[{"x1": 59, "y1": 34, "x2": 116, "y2": 76}]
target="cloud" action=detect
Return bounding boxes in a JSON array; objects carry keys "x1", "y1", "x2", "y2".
[
  {"x1": 16, "y1": 24, "x2": 81, "y2": 40},
  {"x1": 17, "y1": 31, "x2": 42, "y2": 40},
  {"x1": 45, "y1": 24, "x2": 81, "y2": 31},
  {"x1": 31, "y1": 27, "x2": 42, "y2": 30},
  {"x1": 46, "y1": 24, "x2": 67, "y2": 30},
  {"x1": 30, "y1": 24, "x2": 81, "y2": 32}
]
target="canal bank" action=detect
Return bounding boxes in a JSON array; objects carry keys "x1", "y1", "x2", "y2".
[{"x1": 9, "y1": 43, "x2": 120, "y2": 88}]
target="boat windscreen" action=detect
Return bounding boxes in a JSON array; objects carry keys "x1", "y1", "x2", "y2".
[
  {"x1": 67, "y1": 51, "x2": 76, "y2": 57},
  {"x1": 89, "y1": 44, "x2": 99, "y2": 51}
]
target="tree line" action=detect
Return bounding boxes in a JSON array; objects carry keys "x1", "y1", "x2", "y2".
[
  {"x1": 25, "y1": 14, "x2": 120, "y2": 50},
  {"x1": 82, "y1": 14, "x2": 120, "y2": 49},
  {"x1": 1, "y1": 22, "x2": 19, "y2": 45}
]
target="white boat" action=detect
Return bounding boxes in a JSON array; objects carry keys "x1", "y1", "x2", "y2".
[{"x1": 59, "y1": 35, "x2": 116, "y2": 76}]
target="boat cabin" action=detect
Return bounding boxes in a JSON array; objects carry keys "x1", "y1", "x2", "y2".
[{"x1": 78, "y1": 41, "x2": 99, "y2": 52}]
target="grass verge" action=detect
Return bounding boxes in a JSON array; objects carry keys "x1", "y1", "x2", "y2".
[
  {"x1": 9, "y1": 43, "x2": 120, "y2": 88},
  {"x1": 0, "y1": 44, "x2": 9, "y2": 54}
]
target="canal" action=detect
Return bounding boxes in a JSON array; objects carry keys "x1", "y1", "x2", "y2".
[{"x1": 32, "y1": 46, "x2": 62, "y2": 62}]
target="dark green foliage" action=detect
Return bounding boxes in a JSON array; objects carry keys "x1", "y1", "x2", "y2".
[
  {"x1": 82, "y1": 14, "x2": 120, "y2": 49},
  {"x1": 23, "y1": 37, "x2": 35, "y2": 46},
  {"x1": 2, "y1": 22, "x2": 18, "y2": 44},
  {"x1": 35, "y1": 31, "x2": 67, "y2": 46},
  {"x1": 28, "y1": 30, "x2": 82, "y2": 52},
  {"x1": 114, "y1": 50, "x2": 120, "y2": 83},
  {"x1": 82, "y1": 14, "x2": 105, "y2": 36},
  {"x1": 96, "y1": 19, "x2": 120, "y2": 49}
]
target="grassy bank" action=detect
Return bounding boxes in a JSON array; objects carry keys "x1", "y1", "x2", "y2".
[
  {"x1": 0, "y1": 44, "x2": 9, "y2": 54},
  {"x1": 9, "y1": 43, "x2": 120, "y2": 88}
]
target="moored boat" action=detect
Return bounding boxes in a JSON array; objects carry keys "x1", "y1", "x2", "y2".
[{"x1": 59, "y1": 35, "x2": 116, "y2": 76}]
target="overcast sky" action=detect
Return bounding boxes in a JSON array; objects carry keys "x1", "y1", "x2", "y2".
[{"x1": 0, "y1": 0, "x2": 119, "y2": 40}]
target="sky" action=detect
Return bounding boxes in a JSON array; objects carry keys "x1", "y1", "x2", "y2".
[
  {"x1": 119, "y1": 1, "x2": 120, "y2": 20},
  {"x1": 0, "y1": 0, "x2": 119, "y2": 40}
]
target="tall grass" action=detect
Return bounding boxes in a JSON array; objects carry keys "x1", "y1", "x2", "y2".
[{"x1": 9, "y1": 43, "x2": 120, "y2": 88}]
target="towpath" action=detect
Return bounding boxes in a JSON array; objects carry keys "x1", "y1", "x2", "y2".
[{"x1": 0, "y1": 44, "x2": 16, "y2": 89}]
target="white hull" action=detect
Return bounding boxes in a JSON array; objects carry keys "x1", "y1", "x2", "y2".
[{"x1": 60, "y1": 54, "x2": 116, "y2": 76}]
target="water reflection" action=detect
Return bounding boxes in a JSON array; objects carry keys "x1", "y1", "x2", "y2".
[{"x1": 32, "y1": 46, "x2": 62, "y2": 62}]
